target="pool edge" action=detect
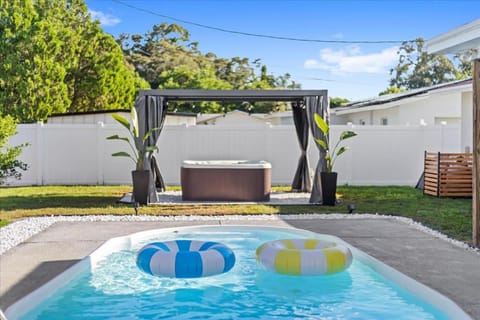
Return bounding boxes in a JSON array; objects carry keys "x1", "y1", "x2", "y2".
[{"x1": 4, "y1": 224, "x2": 473, "y2": 320}]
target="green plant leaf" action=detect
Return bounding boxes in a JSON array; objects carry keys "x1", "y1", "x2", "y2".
[
  {"x1": 143, "y1": 127, "x2": 161, "y2": 142},
  {"x1": 340, "y1": 131, "x2": 357, "y2": 140},
  {"x1": 106, "y1": 135, "x2": 130, "y2": 143},
  {"x1": 112, "y1": 151, "x2": 131, "y2": 157},
  {"x1": 314, "y1": 113, "x2": 329, "y2": 136},
  {"x1": 145, "y1": 146, "x2": 159, "y2": 152},
  {"x1": 314, "y1": 138, "x2": 328, "y2": 151},
  {"x1": 131, "y1": 108, "x2": 139, "y2": 138},
  {"x1": 112, "y1": 114, "x2": 131, "y2": 132},
  {"x1": 336, "y1": 146, "x2": 348, "y2": 157},
  {"x1": 325, "y1": 154, "x2": 333, "y2": 172}
]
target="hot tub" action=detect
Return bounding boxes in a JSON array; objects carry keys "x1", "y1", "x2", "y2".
[{"x1": 181, "y1": 160, "x2": 271, "y2": 201}]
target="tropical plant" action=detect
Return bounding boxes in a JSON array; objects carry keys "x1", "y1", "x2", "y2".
[
  {"x1": 313, "y1": 113, "x2": 357, "y2": 173},
  {"x1": 106, "y1": 108, "x2": 160, "y2": 171}
]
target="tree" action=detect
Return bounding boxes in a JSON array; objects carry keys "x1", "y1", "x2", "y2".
[
  {"x1": 118, "y1": 23, "x2": 205, "y2": 89},
  {"x1": 209, "y1": 55, "x2": 256, "y2": 89},
  {"x1": 378, "y1": 86, "x2": 405, "y2": 96},
  {"x1": 329, "y1": 97, "x2": 350, "y2": 108},
  {"x1": 0, "y1": 0, "x2": 143, "y2": 123},
  {"x1": 119, "y1": 22, "x2": 300, "y2": 113},
  {"x1": 454, "y1": 54, "x2": 473, "y2": 80},
  {"x1": 65, "y1": 21, "x2": 142, "y2": 113},
  {"x1": 158, "y1": 66, "x2": 232, "y2": 113},
  {"x1": 0, "y1": 114, "x2": 28, "y2": 185},
  {"x1": 389, "y1": 38, "x2": 457, "y2": 90},
  {"x1": 0, "y1": 0, "x2": 70, "y2": 122}
]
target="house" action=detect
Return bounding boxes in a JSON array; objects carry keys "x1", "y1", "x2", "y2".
[
  {"x1": 330, "y1": 79, "x2": 472, "y2": 127},
  {"x1": 263, "y1": 111, "x2": 294, "y2": 125},
  {"x1": 47, "y1": 109, "x2": 198, "y2": 126},
  {"x1": 47, "y1": 108, "x2": 295, "y2": 127},
  {"x1": 196, "y1": 110, "x2": 295, "y2": 126},
  {"x1": 196, "y1": 109, "x2": 272, "y2": 126},
  {"x1": 426, "y1": 18, "x2": 480, "y2": 247}
]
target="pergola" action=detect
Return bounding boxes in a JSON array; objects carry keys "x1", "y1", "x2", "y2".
[
  {"x1": 427, "y1": 18, "x2": 480, "y2": 247},
  {"x1": 133, "y1": 89, "x2": 328, "y2": 204}
]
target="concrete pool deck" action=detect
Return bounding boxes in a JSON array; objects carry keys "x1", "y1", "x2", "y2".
[{"x1": 1, "y1": 216, "x2": 479, "y2": 319}]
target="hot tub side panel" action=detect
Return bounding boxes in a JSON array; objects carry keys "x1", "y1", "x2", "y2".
[{"x1": 181, "y1": 167, "x2": 271, "y2": 201}]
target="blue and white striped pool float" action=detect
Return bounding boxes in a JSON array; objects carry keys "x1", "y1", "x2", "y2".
[{"x1": 136, "y1": 240, "x2": 236, "y2": 278}]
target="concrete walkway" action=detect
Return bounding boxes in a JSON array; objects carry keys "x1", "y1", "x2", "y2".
[{"x1": 1, "y1": 217, "x2": 479, "y2": 319}]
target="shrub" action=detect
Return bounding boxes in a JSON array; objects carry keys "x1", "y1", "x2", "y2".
[{"x1": 0, "y1": 114, "x2": 28, "y2": 185}]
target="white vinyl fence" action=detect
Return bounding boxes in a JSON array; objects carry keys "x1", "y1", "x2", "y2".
[{"x1": 5, "y1": 122, "x2": 461, "y2": 187}]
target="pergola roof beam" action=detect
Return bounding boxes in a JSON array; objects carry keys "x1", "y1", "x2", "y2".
[{"x1": 138, "y1": 89, "x2": 327, "y2": 102}]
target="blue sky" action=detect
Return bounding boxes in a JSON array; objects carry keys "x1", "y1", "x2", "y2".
[{"x1": 85, "y1": 0, "x2": 478, "y2": 101}]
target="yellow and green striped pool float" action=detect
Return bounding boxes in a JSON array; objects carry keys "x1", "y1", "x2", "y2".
[{"x1": 256, "y1": 239, "x2": 352, "y2": 276}]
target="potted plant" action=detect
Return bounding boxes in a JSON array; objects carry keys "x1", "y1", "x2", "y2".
[
  {"x1": 107, "y1": 108, "x2": 160, "y2": 205},
  {"x1": 313, "y1": 113, "x2": 357, "y2": 205}
]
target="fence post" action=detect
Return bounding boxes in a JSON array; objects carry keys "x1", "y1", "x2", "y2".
[
  {"x1": 473, "y1": 57, "x2": 480, "y2": 247},
  {"x1": 437, "y1": 151, "x2": 441, "y2": 197},
  {"x1": 35, "y1": 122, "x2": 44, "y2": 185},
  {"x1": 423, "y1": 150, "x2": 426, "y2": 195},
  {"x1": 346, "y1": 122, "x2": 355, "y2": 184},
  {"x1": 97, "y1": 121, "x2": 105, "y2": 185}
]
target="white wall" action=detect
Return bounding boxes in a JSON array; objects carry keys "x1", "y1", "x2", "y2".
[
  {"x1": 47, "y1": 112, "x2": 130, "y2": 125},
  {"x1": 5, "y1": 123, "x2": 461, "y2": 187},
  {"x1": 461, "y1": 91, "x2": 473, "y2": 152},
  {"x1": 332, "y1": 124, "x2": 460, "y2": 185},
  {"x1": 337, "y1": 92, "x2": 463, "y2": 127},
  {"x1": 397, "y1": 92, "x2": 461, "y2": 125}
]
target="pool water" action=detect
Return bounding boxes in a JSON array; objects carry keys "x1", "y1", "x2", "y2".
[{"x1": 16, "y1": 227, "x2": 454, "y2": 319}]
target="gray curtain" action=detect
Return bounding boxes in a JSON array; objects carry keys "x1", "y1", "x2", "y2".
[
  {"x1": 291, "y1": 101, "x2": 311, "y2": 192},
  {"x1": 306, "y1": 94, "x2": 328, "y2": 203},
  {"x1": 134, "y1": 95, "x2": 168, "y2": 203}
]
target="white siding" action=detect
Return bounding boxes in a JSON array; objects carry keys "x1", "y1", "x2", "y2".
[
  {"x1": 396, "y1": 92, "x2": 461, "y2": 125},
  {"x1": 461, "y1": 91, "x2": 473, "y2": 152}
]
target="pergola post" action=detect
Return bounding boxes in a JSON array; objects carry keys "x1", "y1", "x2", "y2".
[
  {"x1": 135, "y1": 89, "x2": 327, "y2": 204},
  {"x1": 474, "y1": 58, "x2": 480, "y2": 247}
]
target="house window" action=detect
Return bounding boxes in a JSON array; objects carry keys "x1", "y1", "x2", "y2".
[{"x1": 381, "y1": 118, "x2": 388, "y2": 125}]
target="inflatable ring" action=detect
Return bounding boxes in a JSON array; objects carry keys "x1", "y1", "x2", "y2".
[
  {"x1": 136, "y1": 240, "x2": 235, "y2": 278},
  {"x1": 256, "y1": 239, "x2": 352, "y2": 276}
]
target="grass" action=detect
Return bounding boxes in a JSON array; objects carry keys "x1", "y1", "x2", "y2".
[{"x1": 0, "y1": 185, "x2": 473, "y2": 245}]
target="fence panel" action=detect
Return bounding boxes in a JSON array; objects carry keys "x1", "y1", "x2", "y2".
[
  {"x1": 424, "y1": 152, "x2": 473, "y2": 197},
  {"x1": 5, "y1": 123, "x2": 461, "y2": 187}
]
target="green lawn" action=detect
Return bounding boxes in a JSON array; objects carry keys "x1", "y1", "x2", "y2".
[{"x1": 0, "y1": 185, "x2": 473, "y2": 244}]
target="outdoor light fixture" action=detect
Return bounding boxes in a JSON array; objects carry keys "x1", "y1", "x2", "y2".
[
  {"x1": 133, "y1": 201, "x2": 139, "y2": 215},
  {"x1": 347, "y1": 204, "x2": 356, "y2": 213}
]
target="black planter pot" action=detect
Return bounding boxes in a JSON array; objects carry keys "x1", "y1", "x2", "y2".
[
  {"x1": 132, "y1": 170, "x2": 150, "y2": 205},
  {"x1": 321, "y1": 172, "x2": 338, "y2": 206}
]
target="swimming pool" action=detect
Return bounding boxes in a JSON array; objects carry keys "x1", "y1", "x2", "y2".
[{"x1": 5, "y1": 226, "x2": 471, "y2": 319}]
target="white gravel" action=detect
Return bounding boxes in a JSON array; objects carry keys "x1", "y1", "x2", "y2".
[
  {"x1": 123, "y1": 191, "x2": 313, "y2": 205},
  {"x1": 1, "y1": 213, "x2": 478, "y2": 256}
]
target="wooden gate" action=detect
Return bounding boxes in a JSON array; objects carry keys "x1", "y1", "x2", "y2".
[{"x1": 423, "y1": 152, "x2": 473, "y2": 197}]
